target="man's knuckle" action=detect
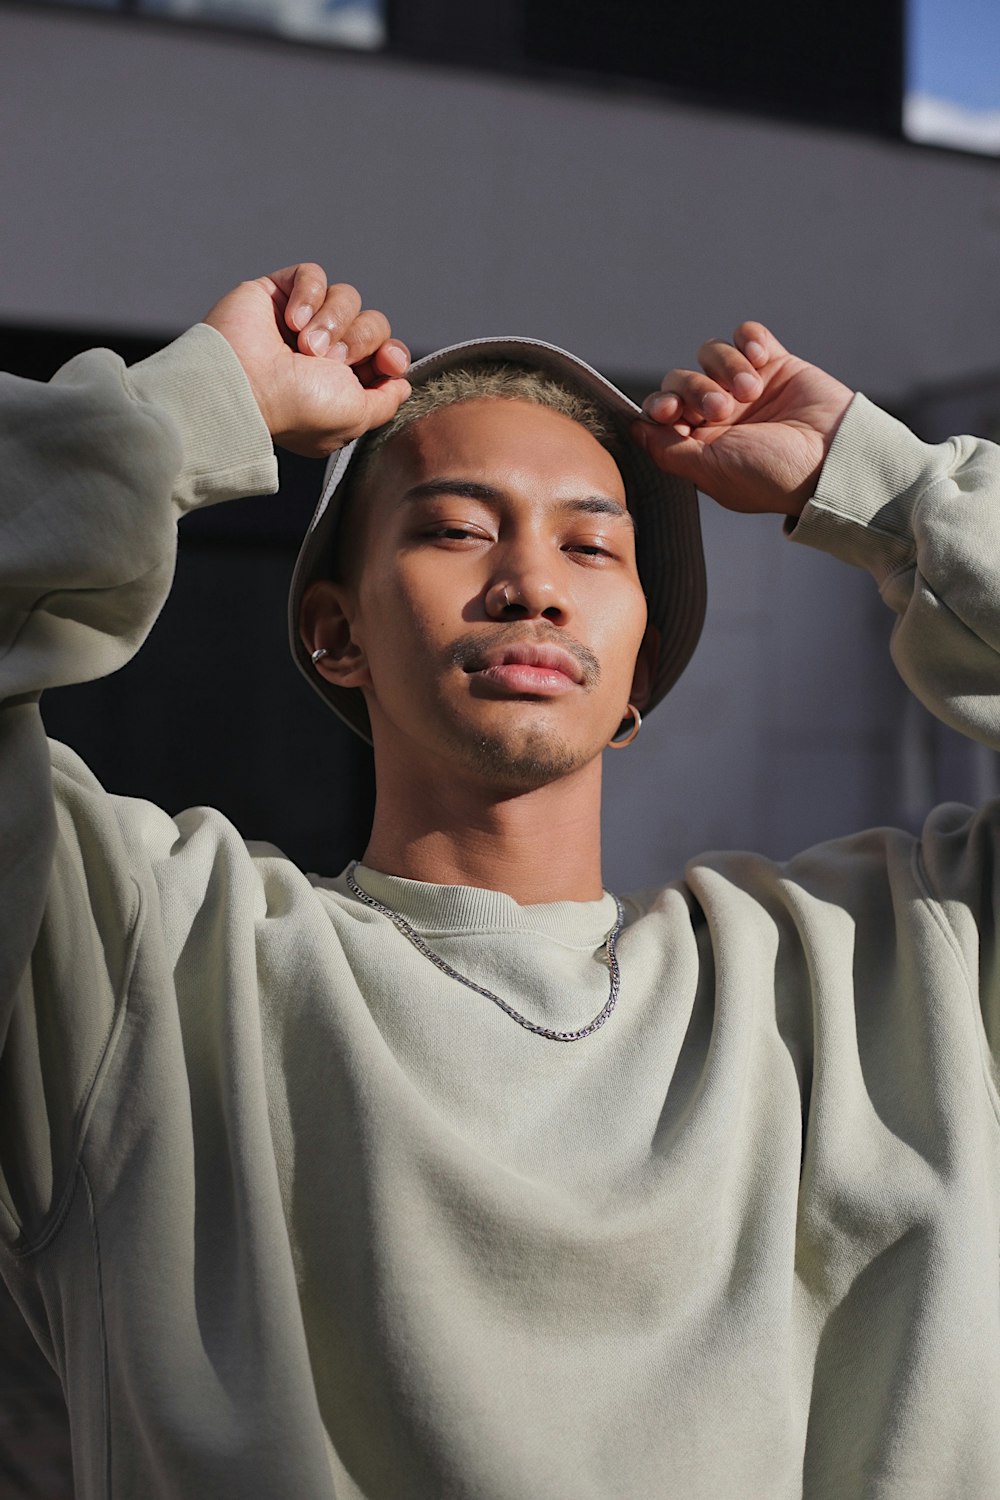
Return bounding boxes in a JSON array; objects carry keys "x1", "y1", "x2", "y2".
[
  {"x1": 329, "y1": 283, "x2": 362, "y2": 318},
  {"x1": 351, "y1": 311, "x2": 388, "y2": 349}
]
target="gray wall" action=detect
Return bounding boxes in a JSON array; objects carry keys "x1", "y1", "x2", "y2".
[{"x1": 4, "y1": 4, "x2": 1000, "y2": 887}]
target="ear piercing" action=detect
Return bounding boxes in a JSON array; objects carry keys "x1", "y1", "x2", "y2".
[
  {"x1": 311, "y1": 647, "x2": 328, "y2": 665},
  {"x1": 608, "y1": 704, "x2": 642, "y2": 748}
]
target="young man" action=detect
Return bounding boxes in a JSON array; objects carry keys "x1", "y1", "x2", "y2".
[{"x1": 2, "y1": 262, "x2": 998, "y2": 1498}]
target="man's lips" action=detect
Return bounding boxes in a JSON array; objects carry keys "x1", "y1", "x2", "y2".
[{"x1": 464, "y1": 642, "x2": 587, "y2": 695}]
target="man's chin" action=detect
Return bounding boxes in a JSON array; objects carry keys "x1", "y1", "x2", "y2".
[{"x1": 454, "y1": 722, "x2": 592, "y2": 791}]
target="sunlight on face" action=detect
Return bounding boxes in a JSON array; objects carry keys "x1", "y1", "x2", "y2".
[{"x1": 344, "y1": 399, "x2": 650, "y2": 791}]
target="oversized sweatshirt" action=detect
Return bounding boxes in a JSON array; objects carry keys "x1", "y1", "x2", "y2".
[{"x1": 2, "y1": 325, "x2": 1000, "y2": 1500}]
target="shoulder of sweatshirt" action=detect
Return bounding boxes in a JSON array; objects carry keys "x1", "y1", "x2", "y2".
[{"x1": 48, "y1": 738, "x2": 321, "y2": 943}]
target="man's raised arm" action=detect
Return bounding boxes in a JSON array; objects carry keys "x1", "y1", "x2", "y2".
[
  {"x1": 0, "y1": 262, "x2": 409, "y2": 1247},
  {"x1": 0, "y1": 261, "x2": 410, "y2": 704},
  {"x1": 635, "y1": 323, "x2": 1000, "y2": 749}
]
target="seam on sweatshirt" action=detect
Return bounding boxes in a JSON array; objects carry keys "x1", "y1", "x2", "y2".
[
  {"x1": 79, "y1": 1162, "x2": 112, "y2": 1499},
  {"x1": 0, "y1": 1196, "x2": 17, "y2": 1244},
  {"x1": 805, "y1": 498, "x2": 920, "y2": 551},
  {"x1": 12, "y1": 876, "x2": 145, "y2": 1260},
  {"x1": 910, "y1": 841, "x2": 1000, "y2": 1133},
  {"x1": 876, "y1": 558, "x2": 914, "y2": 600},
  {"x1": 416, "y1": 927, "x2": 611, "y2": 949}
]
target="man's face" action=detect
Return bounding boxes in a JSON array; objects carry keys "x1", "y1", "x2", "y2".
[{"x1": 327, "y1": 398, "x2": 650, "y2": 790}]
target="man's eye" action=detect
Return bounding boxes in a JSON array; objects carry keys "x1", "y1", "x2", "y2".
[
  {"x1": 428, "y1": 526, "x2": 480, "y2": 540},
  {"x1": 566, "y1": 541, "x2": 613, "y2": 558}
]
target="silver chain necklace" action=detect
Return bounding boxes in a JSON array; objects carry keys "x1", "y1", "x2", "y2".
[{"x1": 345, "y1": 861, "x2": 625, "y2": 1043}]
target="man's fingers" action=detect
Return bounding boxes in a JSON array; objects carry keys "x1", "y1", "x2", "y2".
[
  {"x1": 653, "y1": 370, "x2": 732, "y2": 424},
  {"x1": 697, "y1": 339, "x2": 764, "y2": 405},
  {"x1": 338, "y1": 308, "x2": 395, "y2": 366},
  {"x1": 373, "y1": 339, "x2": 410, "y2": 377},
  {"x1": 653, "y1": 323, "x2": 787, "y2": 424},
  {"x1": 642, "y1": 391, "x2": 681, "y2": 423},
  {"x1": 642, "y1": 390, "x2": 704, "y2": 432},
  {"x1": 352, "y1": 340, "x2": 411, "y2": 388},
  {"x1": 297, "y1": 283, "x2": 364, "y2": 355},
  {"x1": 733, "y1": 321, "x2": 785, "y2": 368},
  {"x1": 358, "y1": 376, "x2": 413, "y2": 430},
  {"x1": 259, "y1": 264, "x2": 332, "y2": 332},
  {"x1": 631, "y1": 419, "x2": 705, "y2": 478}
]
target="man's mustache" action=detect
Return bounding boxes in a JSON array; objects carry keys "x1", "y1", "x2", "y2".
[{"x1": 447, "y1": 625, "x2": 601, "y2": 689}]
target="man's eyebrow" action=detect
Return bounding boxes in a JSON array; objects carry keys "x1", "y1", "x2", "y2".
[
  {"x1": 401, "y1": 479, "x2": 504, "y2": 505},
  {"x1": 558, "y1": 495, "x2": 634, "y2": 529},
  {"x1": 401, "y1": 479, "x2": 634, "y2": 528}
]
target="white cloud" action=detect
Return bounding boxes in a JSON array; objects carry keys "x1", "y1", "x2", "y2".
[{"x1": 904, "y1": 93, "x2": 1000, "y2": 155}]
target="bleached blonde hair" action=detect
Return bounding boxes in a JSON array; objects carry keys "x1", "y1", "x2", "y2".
[{"x1": 361, "y1": 362, "x2": 614, "y2": 460}]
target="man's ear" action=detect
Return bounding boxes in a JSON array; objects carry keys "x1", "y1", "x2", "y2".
[
  {"x1": 629, "y1": 620, "x2": 660, "y2": 713},
  {"x1": 299, "y1": 579, "x2": 371, "y2": 689}
]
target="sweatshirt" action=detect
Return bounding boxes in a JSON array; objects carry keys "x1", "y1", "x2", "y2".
[{"x1": 1, "y1": 324, "x2": 999, "y2": 1499}]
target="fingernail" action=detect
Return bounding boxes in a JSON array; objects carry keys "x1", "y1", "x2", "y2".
[
  {"x1": 296, "y1": 304, "x2": 314, "y2": 329},
  {"x1": 330, "y1": 341, "x2": 349, "y2": 362},
  {"x1": 702, "y1": 392, "x2": 728, "y2": 420},
  {"x1": 745, "y1": 340, "x2": 766, "y2": 363},
  {"x1": 732, "y1": 372, "x2": 759, "y2": 401},
  {"x1": 306, "y1": 327, "x2": 330, "y2": 356}
]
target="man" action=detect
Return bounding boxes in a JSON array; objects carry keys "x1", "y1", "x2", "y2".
[{"x1": 1, "y1": 261, "x2": 998, "y2": 1498}]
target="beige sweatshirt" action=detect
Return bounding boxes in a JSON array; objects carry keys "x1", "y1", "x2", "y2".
[{"x1": 1, "y1": 326, "x2": 999, "y2": 1500}]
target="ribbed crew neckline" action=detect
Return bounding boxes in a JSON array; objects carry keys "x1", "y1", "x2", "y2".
[{"x1": 347, "y1": 863, "x2": 619, "y2": 944}]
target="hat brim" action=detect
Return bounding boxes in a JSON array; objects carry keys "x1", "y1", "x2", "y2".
[{"x1": 288, "y1": 336, "x2": 706, "y2": 744}]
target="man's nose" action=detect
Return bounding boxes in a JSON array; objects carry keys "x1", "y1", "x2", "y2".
[{"x1": 484, "y1": 553, "x2": 569, "y2": 624}]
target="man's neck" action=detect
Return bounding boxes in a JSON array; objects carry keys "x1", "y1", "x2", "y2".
[{"x1": 361, "y1": 750, "x2": 605, "y2": 906}]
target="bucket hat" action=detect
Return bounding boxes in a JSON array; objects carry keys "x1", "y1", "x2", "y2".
[{"x1": 288, "y1": 336, "x2": 707, "y2": 743}]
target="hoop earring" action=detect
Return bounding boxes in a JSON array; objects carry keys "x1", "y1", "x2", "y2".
[
  {"x1": 311, "y1": 647, "x2": 328, "y2": 666},
  {"x1": 608, "y1": 704, "x2": 642, "y2": 748}
]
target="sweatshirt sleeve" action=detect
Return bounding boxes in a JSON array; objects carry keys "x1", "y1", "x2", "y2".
[
  {"x1": 0, "y1": 322, "x2": 276, "y2": 700},
  {"x1": 791, "y1": 393, "x2": 1000, "y2": 748},
  {"x1": 0, "y1": 325, "x2": 277, "y2": 1246},
  {"x1": 792, "y1": 396, "x2": 1000, "y2": 1082}
]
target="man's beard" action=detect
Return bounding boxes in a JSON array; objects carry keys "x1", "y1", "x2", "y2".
[{"x1": 456, "y1": 720, "x2": 589, "y2": 791}]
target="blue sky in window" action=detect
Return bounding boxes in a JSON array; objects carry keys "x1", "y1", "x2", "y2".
[{"x1": 905, "y1": 0, "x2": 1000, "y2": 152}]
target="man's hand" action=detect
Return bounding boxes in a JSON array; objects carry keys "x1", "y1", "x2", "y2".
[
  {"x1": 633, "y1": 323, "x2": 854, "y2": 517},
  {"x1": 203, "y1": 263, "x2": 411, "y2": 457}
]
